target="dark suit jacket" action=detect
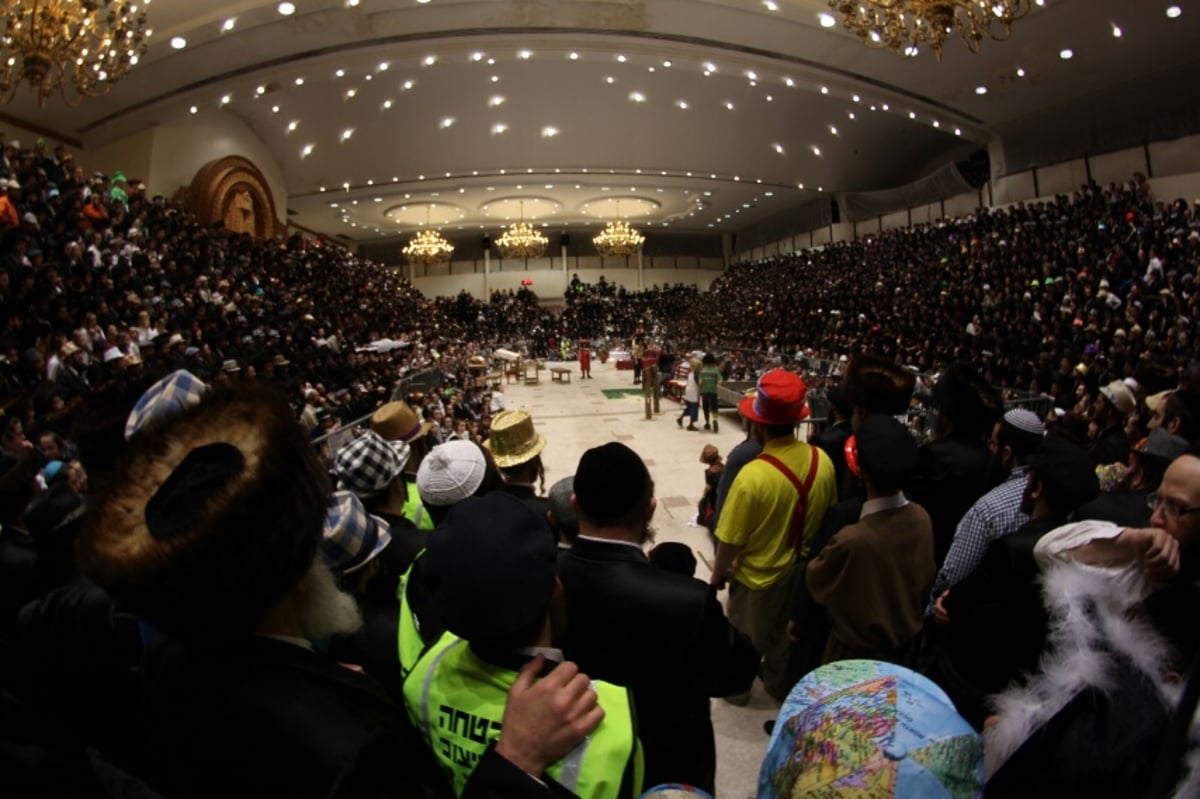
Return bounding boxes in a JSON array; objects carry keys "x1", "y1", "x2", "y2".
[
  {"x1": 907, "y1": 434, "x2": 997, "y2": 566},
  {"x1": 810, "y1": 420, "x2": 852, "y2": 501},
  {"x1": 556, "y1": 537, "x2": 759, "y2": 792},
  {"x1": 141, "y1": 634, "x2": 565, "y2": 799}
]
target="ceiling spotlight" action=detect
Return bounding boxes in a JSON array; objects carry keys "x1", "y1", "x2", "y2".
[
  {"x1": 820, "y1": 85, "x2": 829, "y2": 94},
  {"x1": 785, "y1": 77, "x2": 795, "y2": 87},
  {"x1": 278, "y1": 2, "x2": 295, "y2": 15},
  {"x1": 662, "y1": 59, "x2": 672, "y2": 67},
  {"x1": 189, "y1": 105, "x2": 198, "y2": 114},
  {"x1": 676, "y1": 99, "x2": 689, "y2": 109},
  {"x1": 605, "y1": 75, "x2": 615, "y2": 84},
  {"x1": 340, "y1": 128, "x2": 354, "y2": 141},
  {"x1": 975, "y1": 85, "x2": 988, "y2": 95},
  {"x1": 489, "y1": 95, "x2": 505, "y2": 106},
  {"x1": 908, "y1": 110, "x2": 917, "y2": 119},
  {"x1": 439, "y1": 117, "x2": 455, "y2": 128},
  {"x1": 301, "y1": 144, "x2": 314, "y2": 157},
  {"x1": 541, "y1": 126, "x2": 559, "y2": 137},
  {"x1": 345, "y1": 88, "x2": 356, "y2": 98},
  {"x1": 1059, "y1": 48, "x2": 1073, "y2": 59},
  {"x1": 746, "y1": 70, "x2": 758, "y2": 80},
  {"x1": 335, "y1": 69, "x2": 345, "y2": 77},
  {"x1": 378, "y1": 61, "x2": 390, "y2": 71},
  {"x1": 617, "y1": 54, "x2": 627, "y2": 62},
  {"x1": 346, "y1": 0, "x2": 359, "y2": 5},
  {"x1": 703, "y1": 61, "x2": 717, "y2": 73},
  {"x1": 220, "y1": 93, "x2": 232, "y2": 105},
  {"x1": 1111, "y1": 23, "x2": 1122, "y2": 37},
  {"x1": 1167, "y1": 6, "x2": 1182, "y2": 18},
  {"x1": 828, "y1": 125, "x2": 838, "y2": 135},
  {"x1": 764, "y1": 0, "x2": 779, "y2": 10},
  {"x1": 470, "y1": 52, "x2": 484, "y2": 61},
  {"x1": 773, "y1": 143, "x2": 785, "y2": 154},
  {"x1": 569, "y1": 52, "x2": 579, "y2": 60},
  {"x1": 491, "y1": 123, "x2": 508, "y2": 134},
  {"x1": 271, "y1": 105, "x2": 280, "y2": 113},
  {"x1": 287, "y1": 120, "x2": 298, "y2": 132},
  {"x1": 170, "y1": 36, "x2": 187, "y2": 50},
  {"x1": 403, "y1": 79, "x2": 415, "y2": 90},
  {"x1": 903, "y1": 45, "x2": 919, "y2": 57},
  {"x1": 811, "y1": 145, "x2": 821, "y2": 156},
  {"x1": 423, "y1": 55, "x2": 436, "y2": 66},
  {"x1": 294, "y1": 77, "x2": 305, "y2": 86},
  {"x1": 490, "y1": 75, "x2": 500, "y2": 82},
  {"x1": 518, "y1": 49, "x2": 532, "y2": 59},
  {"x1": 818, "y1": 12, "x2": 836, "y2": 27},
  {"x1": 381, "y1": 99, "x2": 393, "y2": 109},
  {"x1": 629, "y1": 91, "x2": 645, "y2": 102},
  {"x1": 1016, "y1": 66, "x2": 1026, "y2": 77},
  {"x1": 724, "y1": 101, "x2": 735, "y2": 110},
  {"x1": 222, "y1": 17, "x2": 236, "y2": 31}
]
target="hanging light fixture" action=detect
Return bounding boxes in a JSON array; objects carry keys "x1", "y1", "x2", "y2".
[
  {"x1": 593, "y1": 200, "x2": 644, "y2": 256},
  {"x1": 0, "y1": 0, "x2": 153, "y2": 106},
  {"x1": 495, "y1": 200, "x2": 548, "y2": 259},
  {"x1": 402, "y1": 204, "x2": 454, "y2": 264},
  {"x1": 827, "y1": 0, "x2": 1033, "y2": 61}
]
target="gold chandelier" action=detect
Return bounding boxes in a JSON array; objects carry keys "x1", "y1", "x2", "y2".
[
  {"x1": 495, "y1": 200, "x2": 548, "y2": 259},
  {"x1": 0, "y1": 0, "x2": 153, "y2": 106},
  {"x1": 593, "y1": 201, "x2": 644, "y2": 256},
  {"x1": 403, "y1": 205, "x2": 454, "y2": 265},
  {"x1": 827, "y1": 0, "x2": 1032, "y2": 61}
]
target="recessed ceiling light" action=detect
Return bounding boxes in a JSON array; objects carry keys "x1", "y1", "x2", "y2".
[
  {"x1": 287, "y1": 120, "x2": 298, "y2": 132},
  {"x1": 766, "y1": 95, "x2": 773, "y2": 102},
  {"x1": 616, "y1": 54, "x2": 627, "y2": 62},
  {"x1": 491, "y1": 123, "x2": 508, "y2": 134},
  {"x1": 848, "y1": 111, "x2": 856, "y2": 119},
  {"x1": 820, "y1": 86, "x2": 829, "y2": 94},
  {"x1": 346, "y1": 0, "x2": 359, "y2": 6},
  {"x1": 569, "y1": 52, "x2": 579, "y2": 60},
  {"x1": 773, "y1": 143, "x2": 785, "y2": 154},
  {"x1": 345, "y1": 88, "x2": 356, "y2": 98},
  {"x1": 724, "y1": 101, "x2": 735, "y2": 110},
  {"x1": 954, "y1": 127, "x2": 962, "y2": 136},
  {"x1": 490, "y1": 75, "x2": 500, "y2": 82},
  {"x1": 487, "y1": 58, "x2": 495, "y2": 65},
  {"x1": 271, "y1": 105, "x2": 280, "y2": 113},
  {"x1": 908, "y1": 110, "x2": 916, "y2": 119},
  {"x1": 811, "y1": 145, "x2": 821, "y2": 156},
  {"x1": 189, "y1": 105, "x2": 198, "y2": 114},
  {"x1": 1059, "y1": 48, "x2": 1073, "y2": 59},
  {"x1": 255, "y1": 85, "x2": 266, "y2": 95},
  {"x1": 975, "y1": 85, "x2": 988, "y2": 95},
  {"x1": 662, "y1": 59, "x2": 672, "y2": 67},
  {"x1": 648, "y1": 66, "x2": 656, "y2": 72},
  {"x1": 378, "y1": 61, "x2": 390, "y2": 71},
  {"x1": 784, "y1": 77, "x2": 795, "y2": 87},
  {"x1": 340, "y1": 128, "x2": 354, "y2": 141},
  {"x1": 828, "y1": 125, "x2": 838, "y2": 135},
  {"x1": 1167, "y1": 5, "x2": 1182, "y2": 18},
  {"x1": 335, "y1": 69, "x2": 345, "y2": 78},
  {"x1": 439, "y1": 117, "x2": 455, "y2": 128},
  {"x1": 629, "y1": 91, "x2": 645, "y2": 102},
  {"x1": 676, "y1": 99, "x2": 688, "y2": 109},
  {"x1": 222, "y1": 17, "x2": 236, "y2": 31},
  {"x1": 764, "y1": 0, "x2": 778, "y2": 10},
  {"x1": 932, "y1": 120, "x2": 940, "y2": 127},
  {"x1": 542, "y1": 126, "x2": 559, "y2": 137},
  {"x1": 278, "y1": 2, "x2": 295, "y2": 15},
  {"x1": 170, "y1": 36, "x2": 187, "y2": 49},
  {"x1": 293, "y1": 77, "x2": 305, "y2": 86},
  {"x1": 605, "y1": 75, "x2": 615, "y2": 84},
  {"x1": 489, "y1": 95, "x2": 505, "y2": 106},
  {"x1": 518, "y1": 49, "x2": 532, "y2": 59},
  {"x1": 746, "y1": 70, "x2": 758, "y2": 80},
  {"x1": 403, "y1": 79, "x2": 415, "y2": 90},
  {"x1": 852, "y1": 94, "x2": 860, "y2": 102},
  {"x1": 1111, "y1": 23, "x2": 1122, "y2": 37},
  {"x1": 301, "y1": 144, "x2": 314, "y2": 157},
  {"x1": 818, "y1": 12, "x2": 836, "y2": 27},
  {"x1": 220, "y1": 93, "x2": 232, "y2": 105},
  {"x1": 423, "y1": 55, "x2": 436, "y2": 66},
  {"x1": 470, "y1": 52, "x2": 484, "y2": 61},
  {"x1": 381, "y1": 99, "x2": 393, "y2": 109}
]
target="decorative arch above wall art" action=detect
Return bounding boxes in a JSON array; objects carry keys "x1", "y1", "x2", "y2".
[{"x1": 181, "y1": 156, "x2": 282, "y2": 240}]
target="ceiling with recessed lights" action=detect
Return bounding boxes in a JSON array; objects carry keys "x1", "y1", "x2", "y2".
[{"x1": 6, "y1": 0, "x2": 1198, "y2": 244}]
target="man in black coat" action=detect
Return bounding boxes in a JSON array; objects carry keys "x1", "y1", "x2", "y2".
[{"x1": 556, "y1": 442, "x2": 759, "y2": 792}]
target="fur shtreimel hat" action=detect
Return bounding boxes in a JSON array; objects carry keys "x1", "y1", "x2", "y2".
[
  {"x1": 80, "y1": 385, "x2": 329, "y2": 639},
  {"x1": 842, "y1": 353, "x2": 915, "y2": 416}
]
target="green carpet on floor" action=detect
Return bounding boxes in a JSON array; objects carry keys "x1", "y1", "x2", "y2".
[{"x1": 601, "y1": 388, "x2": 644, "y2": 399}]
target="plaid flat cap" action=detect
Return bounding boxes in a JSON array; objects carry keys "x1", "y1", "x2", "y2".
[
  {"x1": 322, "y1": 490, "x2": 392, "y2": 574},
  {"x1": 124, "y1": 370, "x2": 209, "y2": 440},
  {"x1": 335, "y1": 429, "x2": 411, "y2": 498}
]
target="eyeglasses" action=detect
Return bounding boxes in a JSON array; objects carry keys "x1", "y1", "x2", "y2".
[{"x1": 1147, "y1": 492, "x2": 1200, "y2": 519}]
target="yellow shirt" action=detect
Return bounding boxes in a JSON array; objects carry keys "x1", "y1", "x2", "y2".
[{"x1": 715, "y1": 436, "x2": 836, "y2": 589}]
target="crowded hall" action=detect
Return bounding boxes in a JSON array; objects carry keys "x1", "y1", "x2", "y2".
[{"x1": 4, "y1": 1, "x2": 1200, "y2": 797}]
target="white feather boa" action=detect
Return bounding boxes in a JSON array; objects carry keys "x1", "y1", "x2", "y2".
[{"x1": 983, "y1": 563, "x2": 1181, "y2": 779}]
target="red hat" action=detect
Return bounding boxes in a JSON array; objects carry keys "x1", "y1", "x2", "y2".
[{"x1": 739, "y1": 369, "x2": 809, "y2": 425}]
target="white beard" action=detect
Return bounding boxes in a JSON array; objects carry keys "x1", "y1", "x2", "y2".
[{"x1": 299, "y1": 560, "x2": 364, "y2": 642}]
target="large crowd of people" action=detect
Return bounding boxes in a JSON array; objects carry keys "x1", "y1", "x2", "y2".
[{"x1": 3, "y1": 131, "x2": 1200, "y2": 798}]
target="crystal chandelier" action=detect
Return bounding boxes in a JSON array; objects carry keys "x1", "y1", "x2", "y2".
[
  {"x1": 495, "y1": 200, "x2": 548, "y2": 259},
  {"x1": 827, "y1": 0, "x2": 1032, "y2": 60},
  {"x1": 0, "y1": 0, "x2": 153, "y2": 107},
  {"x1": 403, "y1": 205, "x2": 454, "y2": 265},
  {"x1": 593, "y1": 201, "x2": 644, "y2": 256}
]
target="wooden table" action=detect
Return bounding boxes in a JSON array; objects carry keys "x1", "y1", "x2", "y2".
[{"x1": 549, "y1": 366, "x2": 571, "y2": 383}]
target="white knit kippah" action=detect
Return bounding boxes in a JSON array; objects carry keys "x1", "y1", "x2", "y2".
[
  {"x1": 1002, "y1": 407, "x2": 1044, "y2": 436},
  {"x1": 417, "y1": 440, "x2": 487, "y2": 507}
]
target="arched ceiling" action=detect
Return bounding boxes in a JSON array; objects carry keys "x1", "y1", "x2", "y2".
[{"x1": 5, "y1": 0, "x2": 1197, "y2": 244}]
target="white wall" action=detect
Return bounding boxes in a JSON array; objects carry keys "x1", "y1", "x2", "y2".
[
  {"x1": 84, "y1": 114, "x2": 288, "y2": 218},
  {"x1": 147, "y1": 114, "x2": 288, "y2": 219},
  {"x1": 412, "y1": 267, "x2": 723, "y2": 300}
]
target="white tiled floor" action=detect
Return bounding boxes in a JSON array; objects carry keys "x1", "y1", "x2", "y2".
[{"x1": 502, "y1": 359, "x2": 776, "y2": 798}]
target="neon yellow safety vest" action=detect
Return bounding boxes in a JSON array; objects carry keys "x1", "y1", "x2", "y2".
[
  {"x1": 395, "y1": 555, "x2": 428, "y2": 680},
  {"x1": 404, "y1": 634, "x2": 643, "y2": 798},
  {"x1": 402, "y1": 481, "x2": 434, "y2": 530}
]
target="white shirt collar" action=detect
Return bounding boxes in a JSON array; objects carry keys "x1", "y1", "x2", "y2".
[
  {"x1": 576, "y1": 534, "x2": 645, "y2": 552},
  {"x1": 860, "y1": 492, "x2": 909, "y2": 520}
]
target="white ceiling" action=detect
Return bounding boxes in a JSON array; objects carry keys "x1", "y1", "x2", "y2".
[{"x1": 6, "y1": 0, "x2": 1198, "y2": 244}]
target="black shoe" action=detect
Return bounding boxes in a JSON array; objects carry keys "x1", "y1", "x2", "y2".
[
  {"x1": 713, "y1": 420, "x2": 719, "y2": 433},
  {"x1": 677, "y1": 416, "x2": 683, "y2": 427},
  {"x1": 703, "y1": 422, "x2": 711, "y2": 430}
]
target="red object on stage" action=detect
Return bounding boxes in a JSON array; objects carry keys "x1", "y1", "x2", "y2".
[{"x1": 521, "y1": 278, "x2": 533, "y2": 286}]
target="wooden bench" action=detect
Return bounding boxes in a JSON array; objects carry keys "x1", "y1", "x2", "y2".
[
  {"x1": 549, "y1": 366, "x2": 572, "y2": 383},
  {"x1": 523, "y1": 362, "x2": 543, "y2": 384}
]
